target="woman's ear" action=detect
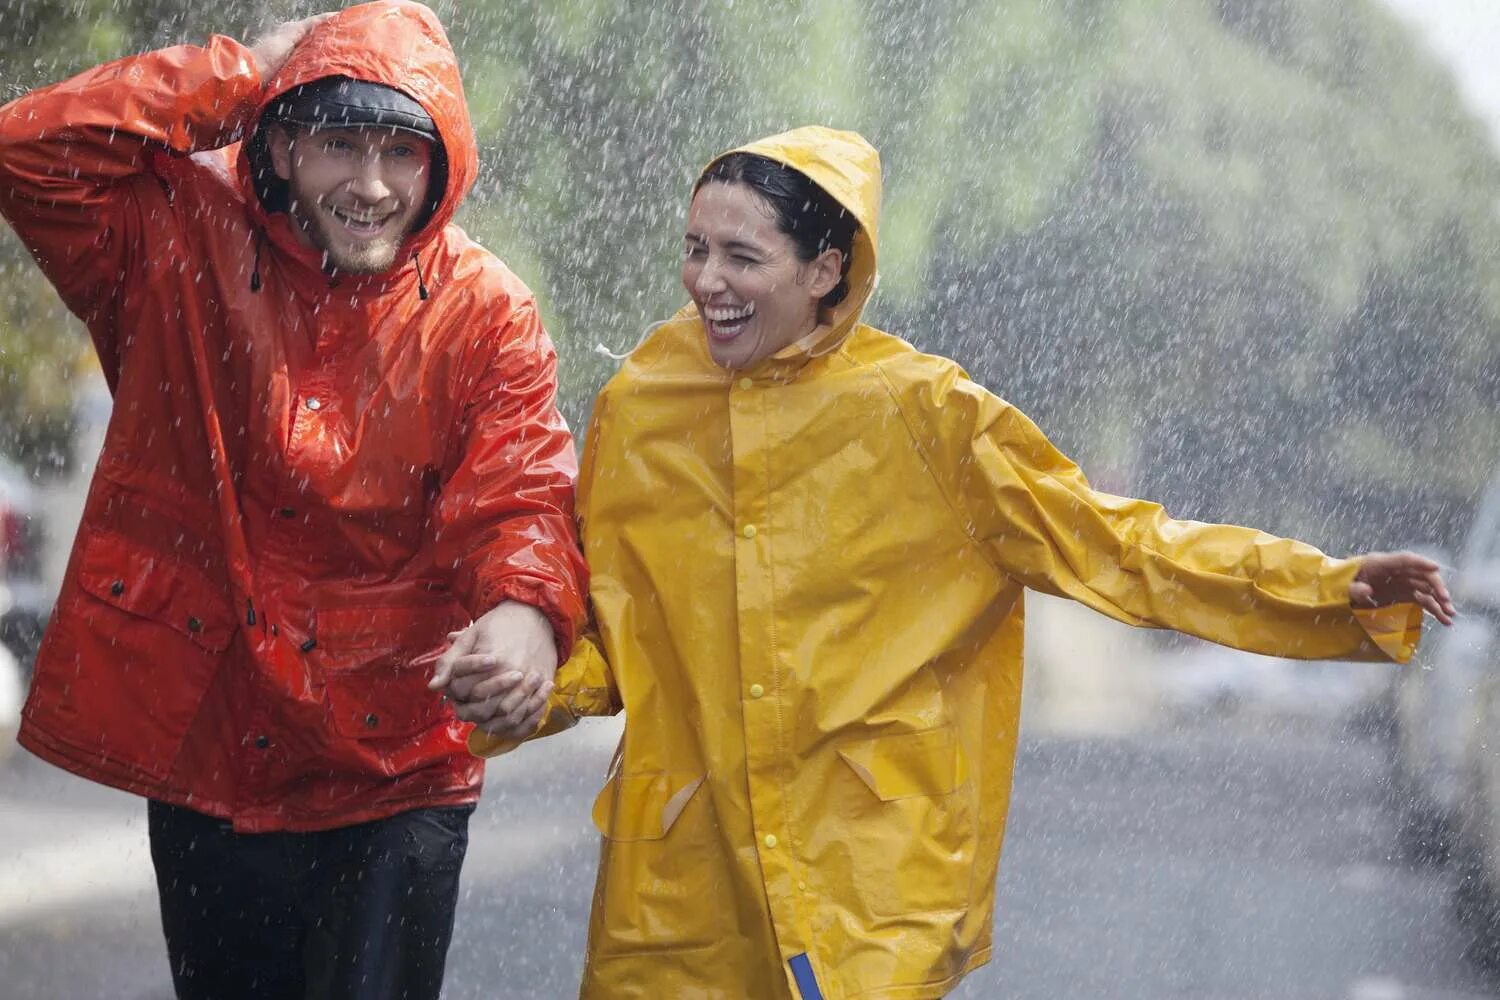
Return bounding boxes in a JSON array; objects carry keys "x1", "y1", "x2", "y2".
[
  {"x1": 805, "y1": 247, "x2": 845, "y2": 301},
  {"x1": 267, "y1": 124, "x2": 296, "y2": 182}
]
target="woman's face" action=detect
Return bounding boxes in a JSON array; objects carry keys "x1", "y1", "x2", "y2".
[{"x1": 681, "y1": 181, "x2": 840, "y2": 370}]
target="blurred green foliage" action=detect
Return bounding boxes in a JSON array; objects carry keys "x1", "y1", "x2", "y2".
[{"x1": 1, "y1": 0, "x2": 1496, "y2": 550}]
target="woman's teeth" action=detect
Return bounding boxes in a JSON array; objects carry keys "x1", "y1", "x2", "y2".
[{"x1": 705, "y1": 303, "x2": 754, "y2": 338}]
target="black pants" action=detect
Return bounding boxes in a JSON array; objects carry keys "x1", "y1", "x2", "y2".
[{"x1": 147, "y1": 800, "x2": 473, "y2": 1000}]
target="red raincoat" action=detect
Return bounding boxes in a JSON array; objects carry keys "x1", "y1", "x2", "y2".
[{"x1": 0, "y1": 1, "x2": 586, "y2": 831}]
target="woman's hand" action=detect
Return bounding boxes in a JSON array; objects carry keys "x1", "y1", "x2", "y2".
[{"x1": 1350, "y1": 551, "x2": 1456, "y2": 625}]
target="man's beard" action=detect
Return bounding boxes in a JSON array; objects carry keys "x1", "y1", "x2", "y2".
[{"x1": 289, "y1": 187, "x2": 408, "y2": 275}]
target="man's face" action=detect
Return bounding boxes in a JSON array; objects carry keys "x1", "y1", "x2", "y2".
[{"x1": 268, "y1": 124, "x2": 435, "y2": 274}]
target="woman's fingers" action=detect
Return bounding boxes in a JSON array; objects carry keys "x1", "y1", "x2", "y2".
[
  {"x1": 1351, "y1": 551, "x2": 1455, "y2": 624},
  {"x1": 466, "y1": 670, "x2": 526, "y2": 703},
  {"x1": 452, "y1": 694, "x2": 501, "y2": 724},
  {"x1": 476, "y1": 694, "x2": 550, "y2": 739},
  {"x1": 454, "y1": 674, "x2": 555, "y2": 737},
  {"x1": 496, "y1": 673, "x2": 544, "y2": 716}
]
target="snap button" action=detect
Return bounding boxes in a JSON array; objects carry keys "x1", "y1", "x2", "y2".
[
  {"x1": 186, "y1": 616, "x2": 203, "y2": 633},
  {"x1": 277, "y1": 507, "x2": 296, "y2": 518},
  {"x1": 798, "y1": 880, "x2": 808, "y2": 891},
  {"x1": 300, "y1": 637, "x2": 318, "y2": 653},
  {"x1": 742, "y1": 524, "x2": 757, "y2": 539},
  {"x1": 305, "y1": 397, "x2": 322, "y2": 411},
  {"x1": 254, "y1": 735, "x2": 269, "y2": 749},
  {"x1": 763, "y1": 834, "x2": 778, "y2": 849},
  {"x1": 738, "y1": 377, "x2": 753, "y2": 390},
  {"x1": 749, "y1": 684, "x2": 765, "y2": 699},
  {"x1": 364, "y1": 713, "x2": 379, "y2": 729},
  {"x1": 109, "y1": 580, "x2": 125, "y2": 597}
]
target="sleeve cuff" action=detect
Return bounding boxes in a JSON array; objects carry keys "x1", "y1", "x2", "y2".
[
  {"x1": 474, "y1": 578, "x2": 579, "y2": 662},
  {"x1": 467, "y1": 696, "x2": 576, "y2": 758},
  {"x1": 1353, "y1": 603, "x2": 1425, "y2": 664}
]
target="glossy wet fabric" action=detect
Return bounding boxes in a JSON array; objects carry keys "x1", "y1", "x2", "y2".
[
  {"x1": 474, "y1": 126, "x2": 1422, "y2": 999},
  {"x1": 1, "y1": 0, "x2": 586, "y2": 831}
]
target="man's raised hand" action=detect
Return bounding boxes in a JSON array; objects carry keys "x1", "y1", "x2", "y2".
[{"x1": 248, "y1": 13, "x2": 333, "y2": 80}]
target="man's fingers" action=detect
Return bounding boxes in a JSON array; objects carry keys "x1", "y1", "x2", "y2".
[
  {"x1": 428, "y1": 629, "x2": 479, "y2": 689},
  {"x1": 433, "y1": 653, "x2": 503, "y2": 688}
]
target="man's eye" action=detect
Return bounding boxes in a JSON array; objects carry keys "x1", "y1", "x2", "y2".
[
  {"x1": 389, "y1": 145, "x2": 414, "y2": 158},
  {"x1": 731, "y1": 254, "x2": 757, "y2": 265},
  {"x1": 683, "y1": 245, "x2": 706, "y2": 258},
  {"x1": 323, "y1": 139, "x2": 352, "y2": 153}
]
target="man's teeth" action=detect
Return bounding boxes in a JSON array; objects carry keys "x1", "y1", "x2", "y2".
[
  {"x1": 333, "y1": 208, "x2": 388, "y2": 226},
  {"x1": 706, "y1": 304, "x2": 755, "y2": 322}
]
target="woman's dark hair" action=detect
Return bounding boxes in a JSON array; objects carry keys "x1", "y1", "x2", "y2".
[{"x1": 695, "y1": 153, "x2": 859, "y2": 309}]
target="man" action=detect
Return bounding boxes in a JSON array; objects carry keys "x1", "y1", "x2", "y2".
[{"x1": 0, "y1": 3, "x2": 580, "y2": 998}]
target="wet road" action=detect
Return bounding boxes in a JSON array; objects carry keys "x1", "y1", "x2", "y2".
[{"x1": 2, "y1": 716, "x2": 1496, "y2": 1000}]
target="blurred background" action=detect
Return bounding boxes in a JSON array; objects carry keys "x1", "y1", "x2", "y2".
[{"x1": 1, "y1": 1, "x2": 1498, "y2": 998}]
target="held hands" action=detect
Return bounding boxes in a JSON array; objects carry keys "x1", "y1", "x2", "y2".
[
  {"x1": 1350, "y1": 551, "x2": 1456, "y2": 626},
  {"x1": 428, "y1": 600, "x2": 559, "y2": 741},
  {"x1": 247, "y1": 13, "x2": 333, "y2": 80}
]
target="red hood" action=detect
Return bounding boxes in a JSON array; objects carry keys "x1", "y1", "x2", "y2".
[{"x1": 236, "y1": 0, "x2": 477, "y2": 252}]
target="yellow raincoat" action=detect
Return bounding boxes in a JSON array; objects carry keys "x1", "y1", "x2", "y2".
[{"x1": 474, "y1": 127, "x2": 1423, "y2": 999}]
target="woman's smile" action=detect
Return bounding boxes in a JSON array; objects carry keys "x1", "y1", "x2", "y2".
[{"x1": 703, "y1": 301, "x2": 756, "y2": 340}]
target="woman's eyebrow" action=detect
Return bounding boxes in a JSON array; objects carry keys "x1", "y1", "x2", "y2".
[{"x1": 683, "y1": 232, "x2": 762, "y2": 255}]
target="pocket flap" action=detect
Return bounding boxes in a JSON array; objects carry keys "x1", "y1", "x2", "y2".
[
  {"x1": 314, "y1": 604, "x2": 467, "y2": 740},
  {"x1": 77, "y1": 531, "x2": 235, "y2": 653},
  {"x1": 837, "y1": 727, "x2": 967, "y2": 801},
  {"x1": 315, "y1": 603, "x2": 468, "y2": 655},
  {"x1": 591, "y1": 770, "x2": 706, "y2": 841}
]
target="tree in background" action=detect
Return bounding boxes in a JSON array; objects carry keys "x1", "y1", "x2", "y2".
[{"x1": 2, "y1": 0, "x2": 1496, "y2": 554}]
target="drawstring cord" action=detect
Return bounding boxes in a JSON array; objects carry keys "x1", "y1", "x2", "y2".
[
  {"x1": 412, "y1": 252, "x2": 429, "y2": 300},
  {"x1": 249, "y1": 229, "x2": 264, "y2": 293},
  {"x1": 595, "y1": 320, "x2": 668, "y2": 362}
]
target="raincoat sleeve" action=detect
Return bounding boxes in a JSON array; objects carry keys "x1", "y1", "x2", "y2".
[
  {"x1": 433, "y1": 302, "x2": 588, "y2": 660},
  {"x1": 0, "y1": 38, "x2": 262, "y2": 383},
  {"x1": 467, "y1": 393, "x2": 623, "y2": 759},
  {"x1": 891, "y1": 357, "x2": 1422, "y2": 663}
]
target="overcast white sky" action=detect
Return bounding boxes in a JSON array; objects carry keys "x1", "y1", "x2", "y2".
[{"x1": 1380, "y1": 0, "x2": 1500, "y2": 149}]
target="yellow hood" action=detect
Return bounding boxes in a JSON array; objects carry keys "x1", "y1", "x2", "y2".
[{"x1": 700, "y1": 125, "x2": 881, "y2": 357}]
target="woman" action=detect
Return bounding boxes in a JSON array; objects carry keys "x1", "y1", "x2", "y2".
[{"x1": 439, "y1": 126, "x2": 1451, "y2": 999}]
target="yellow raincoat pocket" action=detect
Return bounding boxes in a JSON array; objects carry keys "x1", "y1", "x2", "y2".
[
  {"x1": 589, "y1": 769, "x2": 729, "y2": 954},
  {"x1": 591, "y1": 770, "x2": 706, "y2": 841},
  {"x1": 834, "y1": 727, "x2": 975, "y2": 916}
]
